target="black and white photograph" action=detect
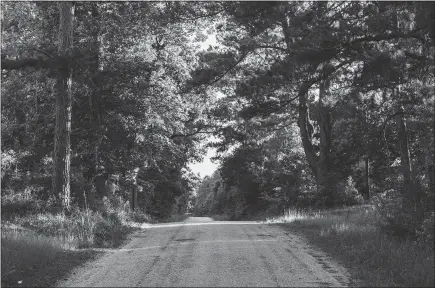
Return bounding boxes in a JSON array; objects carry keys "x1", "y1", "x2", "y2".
[{"x1": 1, "y1": 1, "x2": 434, "y2": 287}]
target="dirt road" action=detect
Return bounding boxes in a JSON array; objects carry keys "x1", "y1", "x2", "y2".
[{"x1": 59, "y1": 217, "x2": 350, "y2": 287}]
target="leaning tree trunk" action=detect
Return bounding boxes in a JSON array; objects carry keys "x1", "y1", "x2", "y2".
[{"x1": 52, "y1": 2, "x2": 74, "y2": 208}]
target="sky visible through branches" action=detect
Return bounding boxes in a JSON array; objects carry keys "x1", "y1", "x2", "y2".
[{"x1": 188, "y1": 33, "x2": 219, "y2": 178}]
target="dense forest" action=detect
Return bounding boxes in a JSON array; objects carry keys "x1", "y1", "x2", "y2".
[
  {"x1": 2, "y1": 1, "x2": 434, "y2": 239},
  {"x1": 1, "y1": 2, "x2": 211, "y2": 219}
]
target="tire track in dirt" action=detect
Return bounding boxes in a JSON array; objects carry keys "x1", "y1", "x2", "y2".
[
  {"x1": 243, "y1": 225, "x2": 280, "y2": 287},
  {"x1": 135, "y1": 224, "x2": 185, "y2": 286}
]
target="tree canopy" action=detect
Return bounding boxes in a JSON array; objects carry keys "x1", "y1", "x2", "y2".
[{"x1": 2, "y1": 2, "x2": 434, "y2": 232}]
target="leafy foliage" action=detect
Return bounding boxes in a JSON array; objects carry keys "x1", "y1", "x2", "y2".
[
  {"x1": 190, "y1": 2, "x2": 434, "y2": 233},
  {"x1": 1, "y1": 2, "x2": 434, "y2": 239},
  {"x1": 1, "y1": 2, "x2": 206, "y2": 218}
]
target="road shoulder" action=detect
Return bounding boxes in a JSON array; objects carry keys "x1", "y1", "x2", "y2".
[{"x1": 276, "y1": 223, "x2": 363, "y2": 287}]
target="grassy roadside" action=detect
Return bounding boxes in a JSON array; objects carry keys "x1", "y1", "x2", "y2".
[
  {"x1": 1, "y1": 204, "x2": 150, "y2": 287},
  {"x1": 1, "y1": 205, "x2": 189, "y2": 287},
  {"x1": 1, "y1": 229, "x2": 102, "y2": 287},
  {"x1": 1, "y1": 224, "x2": 138, "y2": 288},
  {"x1": 268, "y1": 206, "x2": 434, "y2": 287}
]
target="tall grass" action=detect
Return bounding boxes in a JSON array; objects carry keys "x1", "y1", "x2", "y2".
[
  {"x1": 269, "y1": 206, "x2": 434, "y2": 287},
  {"x1": 2, "y1": 196, "x2": 146, "y2": 249},
  {"x1": 1, "y1": 196, "x2": 150, "y2": 287},
  {"x1": 12, "y1": 211, "x2": 96, "y2": 248}
]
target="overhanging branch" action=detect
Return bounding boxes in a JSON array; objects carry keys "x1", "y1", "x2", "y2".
[{"x1": 345, "y1": 29, "x2": 426, "y2": 47}]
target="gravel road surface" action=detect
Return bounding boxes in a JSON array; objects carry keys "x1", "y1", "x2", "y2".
[{"x1": 58, "y1": 217, "x2": 350, "y2": 287}]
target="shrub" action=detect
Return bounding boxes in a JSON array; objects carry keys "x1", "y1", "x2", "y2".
[
  {"x1": 128, "y1": 209, "x2": 153, "y2": 223},
  {"x1": 99, "y1": 195, "x2": 130, "y2": 223},
  {"x1": 1, "y1": 199, "x2": 44, "y2": 220},
  {"x1": 93, "y1": 212, "x2": 130, "y2": 248},
  {"x1": 1, "y1": 189, "x2": 47, "y2": 220},
  {"x1": 336, "y1": 176, "x2": 364, "y2": 206},
  {"x1": 373, "y1": 182, "x2": 432, "y2": 239}
]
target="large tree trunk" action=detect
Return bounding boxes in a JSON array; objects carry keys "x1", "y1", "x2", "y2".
[
  {"x1": 52, "y1": 2, "x2": 74, "y2": 208},
  {"x1": 394, "y1": 89, "x2": 426, "y2": 230},
  {"x1": 282, "y1": 18, "x2": 336, "y2": 206},
  {"x1": 297, "y1": 83, "x2": 318, "y2": 174},
  {"x1": 297, "y1": 79, "x2": 335, "y2": 206}
]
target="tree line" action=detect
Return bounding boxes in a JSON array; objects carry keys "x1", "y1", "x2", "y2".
[{"x1": 192, "y1": 2, "x2": 434, "y2": 237}]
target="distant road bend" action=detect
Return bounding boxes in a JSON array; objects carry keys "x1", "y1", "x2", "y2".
[{"x1": 59, "y1": 217, "x2": 350, "y2": 287}]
